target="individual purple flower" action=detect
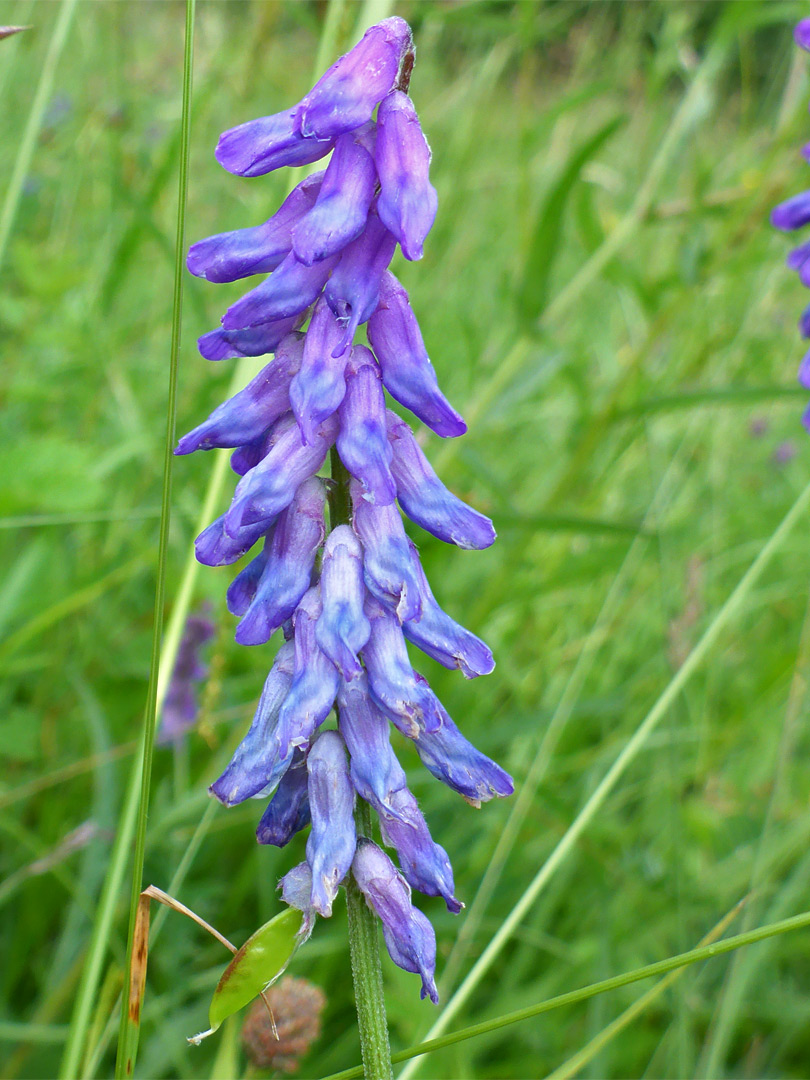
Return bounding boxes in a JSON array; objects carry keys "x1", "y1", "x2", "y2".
[
  {"x1": 158, "y1": 612, "x2": 215, "y2": 744},
  {"x1": 292, "y1": 131, "x2": 377, "y2": 266},
  {"x1": 367, "y1": 272, "x2": 466, "y2": 438},
  {"x1": 387, "y1": 411, "x2": 496, "y2": 548},
  {"x1": 183, "y1": 15, "x2": 513, "y2": 1006},
  {"x1": 315, "y1": 525, "x2": 370, "y2": 679},
  {"x1": 351, "y1": 839, "x2": 438, "y2": 1004},
  {"x1": 375, "y1": 91, "x2": 438, "y2": 261},
  {"x1": 337, "y1": 347, "x2": 396, "y2": 505},
  {"x1": 306, "y1": 732, "x2": 356, "y2": 916},
  {"x1": 187, "y1": 174, "x2": 323, "y2": 282}
]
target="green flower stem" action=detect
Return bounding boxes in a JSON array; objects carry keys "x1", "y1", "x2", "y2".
[{"x1": 329, "y1": 448, "x2": 393, "y2": 1080}]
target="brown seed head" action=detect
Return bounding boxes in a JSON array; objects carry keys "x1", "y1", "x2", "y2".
[{"x1": 241, "y1": 976, "x2": 326, "y2": 1073}]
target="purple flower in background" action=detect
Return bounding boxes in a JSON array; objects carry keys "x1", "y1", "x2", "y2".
[
  {"x1": 158, "y1": 612, "x2": 215, "y2": 744},
  {"x1": 180, "y1": 16, "x2": 512, "y2": 1000},
  {"x1": 771, "y1": 18, "x2": 810, "y2": 432}
]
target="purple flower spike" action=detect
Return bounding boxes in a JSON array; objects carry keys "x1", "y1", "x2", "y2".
[
  {"x1": 223, "y1": 251, "x2": 338, "y2": 331},
  {"x1": 375, "y1": 91, "x2": 438, "y2": 262},
  {"x1": 337, "y1": 348, "x2": 397, "y2": 505},
  {"x1": 209, "y1": 641, "x2": 295, "y2": 806},
  {"x1": 362, "y1": 595, "x2": 441, "y2": 736},
  {"x1": 195, "y1": 512, "x2": 273, "y2": 567},
  {"x1": 379, "y1": 788, "x2": 461, "y2": 913},
  {"x1": 368, "y1": 272, "x2": 466, "y2": 438},
  {"x1": 402, "y1": 540, "x2": 494, "y2": 678},
  {"x1": 299, "y1": 18, "x2": 412, "y2": 140},
  {"x1": 387, "y1": 411, "x2": 496, "y2": 549},
  {"x1": 292, "y1": 133, "x2": 377, "y2": 266},
  {"x1": 256, "y1": 749, "x2": 311, "y2": 846},
  {"x1": 215, "y1": 108, "x2": 334, "y2": 178},
  {"x1": 325, "y1": 213, "x2": 397, "y2": 356},
  {"x1": 411, "y1": 691, "x2": 514, "y2": 806},
  {"x1": 158, "y1": 613, "x2": 215, "y2": 744},
  {"x1": 772, "y1": 191, "x2": 810, "y2": 232},
  {"x1": 306, "y1": 731, "x2": 356, "y2": 916},
  {"x1": 337, "y1": 674, "x2": 409, "y2": 819},
  {"x1": 226, "y1": 542, "x2": 270, "y2": 616},
  {"x1": 351, "y1": 479, "x2": 421, "y2": 622},
  {"x1": 289, "y1": 297, "x2": 349, "y2": 446},
  {"x1": 351, "y1": 838, "x2": 439, "y2": 1004},
  {"x1": 271, "y1": 587, "x2": 341, "y2": 767},
  {"x1": 796, "y1": 19, "x2": 810, "y2": 51},
  {"x1": 197, "y1": 315, "x2": 304, "y2": 361},
  {"x1": 226, "y1": 412, "x2": 338, "y2": 534},
  {"x1": 236, "y1": 478, "x2": 326, "y2": 646},
  {"x1": 315, "y1": 525, "x2": 371, "y2": 678},
  {"x1": 176, "y1": 335, "x2": 303, "y2": 454},
  {"x1": 187, "y1": 174, "x2": 322, "y2": 282}
]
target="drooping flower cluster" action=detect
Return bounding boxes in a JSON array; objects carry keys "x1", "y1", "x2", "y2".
[
  {"x1": 771, "y1": 19, "x2": 810, "y2": 425},
  {"x1": 180, "y1": 17, "x2": 513, "y2": 1002}
]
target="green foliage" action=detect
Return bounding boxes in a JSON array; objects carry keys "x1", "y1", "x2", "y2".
[{"x1": 3, "y1": 1, "x2": 810, "y2": 1078}]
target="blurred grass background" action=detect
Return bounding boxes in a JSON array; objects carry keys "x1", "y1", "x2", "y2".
[{"x1": 3, "y1": 0, "x2": 810, "y2": 1077}]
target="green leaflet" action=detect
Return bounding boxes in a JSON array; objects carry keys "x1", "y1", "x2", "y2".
[{"x1": 189, "y1": 908, "x2": 304, "y2": 1045}]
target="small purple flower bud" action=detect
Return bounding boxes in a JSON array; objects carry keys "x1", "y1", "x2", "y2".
[
  {"x1": 195, "y1": 512, "x2": 273, "y2": 567},
  {"x1": 375, "y1": 91, "x2": 437, "y2": 261},
  {"x1": 351, "y1": 838, "x2": 438, "y2": 1004},
  {"x1": 223, "y1": 251, "x2": 338, "y2": 331},
  {"x1": 292, "y1": 133, "x2": 377, "y2": 266},
  {"x1": 315, "y1": 525, "x2": 371, "y2": 679},
  {"x1": 800, "y1": 347, "x2": 810, "y2": 389},
  {"x1": 378, "y1": 788, "x2": 461, "y2": 913},
  {"x1": 272, "y1": 587, "x2": 341, "y2": 767},
  {"x1": 306, "y1": 731, "x2": 356, "y2": 916},
  {"x1": 289, "y1": 297, "x2": 349, "y2": 446},
  {"x1": 771, "y1": 190, "x2": 810, "y2": 232},
  {"x1": 796, "y1": 19, "x2": 810, "y2": 51},
  {"x1": 197, "y1": 315, "x2": 305, "y2": 361},
  {"x1": 337, "y1": 673, "x2": 408, "y2": 818},
  {"x1": 402, "y1": 540, "x2": 494, "y2": 678},
  {"x1": 337, "y1": 347, "x2": 397, "y2": 505},
  {"x1": 256, "y1": 749, "x2": 311, "y2": 846},
  {"x1": 236, "y1": 478, "x2": 326, "y2": 646},
  {"x1": 226, "y1": 542, "x2": 270, "y2": 616},
  {"x1": 362, "y1": 595, "x2": 441, "y2": 736},
  {"x1": 158, "y1": 613, "x2": 215, "y2": 744},
  {"x1": 367, "y1": 272, "x2": 466, "y2": 438},
  {"x1": 773, "y1": 439, "x2": 798, "y2": 465},
  {"x1": 351, "y1": 479, "x2": 421, "y2": 622},
  {"x1": 298, "y1": 18, "x2": 413, "y2": 140},
  {"x1": 279, "y1": 862, "x2": 316, "y2": 937},
  {"x1": 187, "y1": 174, "x2": 323, "y2": 282},
  {"x1": 226, "y1": 412, "x2": 338, "y2": 534},
  {"x1": 411, "y1": 687, "x2": 514, "y2": 806},
  {"x1": 215, "y1": 108, "x2": 333, "y2": 178},
  {"x1": 176, "y1": 335, "x2": 303, "y2": 454},
  {"x1": 787, "y1": 239, "x2": 810, "y2": 272},
  {"x1": 387, "y1": 412, "x2": 495, "y2": 548},
  {"x1": 801, "y1": 303, "x2": 810, "y2": 339},
  {"x1": 325, "y1": 212, "x2": 397, "y2": 356},
  {"x1": 209, "y1": 641, "x2": 295, "y2": 805}
]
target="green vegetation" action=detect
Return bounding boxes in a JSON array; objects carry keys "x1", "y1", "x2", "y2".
[{"x1": 2, "y1": 1, "x2": 810, "y2": 1077}]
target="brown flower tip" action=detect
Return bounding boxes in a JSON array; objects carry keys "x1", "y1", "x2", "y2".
[
  {"x1": 0, "y1": 26, "x2": 31, "y2": 40},
  {"x1": 241, "y1": 976, "x2": 326, "y2": 1073}
]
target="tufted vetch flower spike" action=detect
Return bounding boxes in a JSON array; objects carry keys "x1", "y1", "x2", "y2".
[{"x1": 182, "y1": 14, "x2": 513, "y2": 1006}]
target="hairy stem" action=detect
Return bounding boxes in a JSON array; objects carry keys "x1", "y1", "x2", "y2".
[{"x1": 329, "y1": 447, "x2": 393, "y2": 1080}]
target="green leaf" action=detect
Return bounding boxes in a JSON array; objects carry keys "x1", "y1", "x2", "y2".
[
  {"x1": 190, "y1": 908, "x2": 303, "y2": 1045},
  {"x1": 517, "y1": 114, "x2": 625, "y2": 327}
]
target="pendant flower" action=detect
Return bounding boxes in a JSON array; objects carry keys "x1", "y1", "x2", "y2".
[{"x1": 180, "y1": 17, "x2": 513, "y2": 1000}]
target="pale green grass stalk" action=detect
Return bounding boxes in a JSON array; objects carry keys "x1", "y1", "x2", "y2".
[
  {"x1": 0, "y1": 0, "x2": 77, "y2": 275},
  {"x1": 398, "y1": 480, "x2": 810, "y2": 1079},
  {"x1": 323, "y1": 910, "x2": 810, "y2": 1080}
]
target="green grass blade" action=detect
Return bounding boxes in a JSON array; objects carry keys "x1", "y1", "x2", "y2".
[
  {"x1": 322, "y1": 910, "x2": 810, "y2": 1080},
  {"x1": 112, "y1": 2, "x2": 196, "y2": 1075},
  {"x1": 399, "y1": 479, "x2": 810, "y2": 1078}
]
